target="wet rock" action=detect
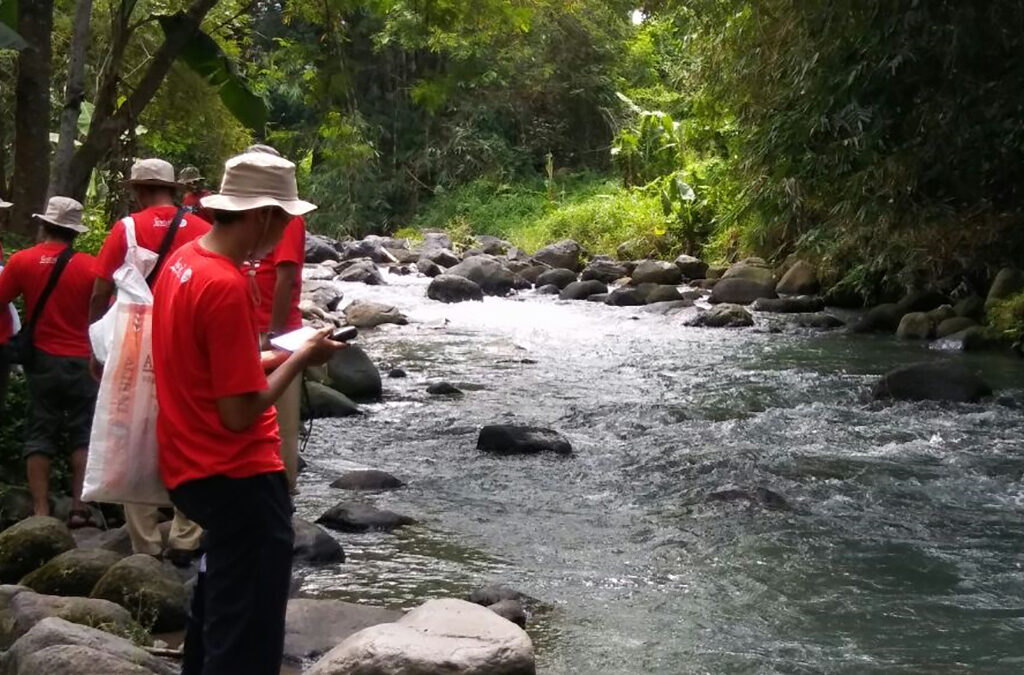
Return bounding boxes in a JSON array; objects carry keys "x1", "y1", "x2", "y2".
[
  {"x1": 775, "y1": 260, "x2": 819, "y2": 295},
  {"x1": 752, "y1": 295, "x2": 825, "y2": 313},
  {"x1": 477, "y1": 425, "x2": 572, "y2": 456},
  {"x1": 468, "y1": 584, "x2": 535, "y2": 609},
  {"x1": 385, "y1": 248, "x2": 418, "y2": 264},
  {"x1": 604, "y1": 287, "x2": 646, "y2": 307},
  {"x1": 518, "y1": 265, "x2": 550, "y2": 285},
  {"x1": 927, "y1": 304, "x2": 955, "y2": 324},
  {"x1": 306, "y1": 234, "x2": 341, "y2": 264},
  {"x1": 292, "y1": 518, "x2": 345, "y2": 565},
  {"x1": 387, "y1": 368, "x2": 407, "y2": 378},
  {"x1": 302, "y1": 264, "x2": 336, "y2": 281},
  {"x1": 91, "y1": 554, "x2": 188, "y2": 632},
  {"x1": 705, "y1": 264, "x2": 728, "y2": 281},
  {"x1": 416, "y1": 258, "x2": 444, "y2": 278},
  {"x1": 19, "y1": 549, "x2": 122, "y2": 598},
  {"x1": 533, "y1": 239, "x2": 584, "y2": 272},
  {"x1": 302, "y1": 382, "x2": 362, "y2": 419},
  {"x1": 872, "y1": 362, "x2": 992, "y2": 403},
  {"x1": 505, "y1": 260, "x2": 532, "y2": 275},
  {"x1": 896, "y1": 312, "x2": 934, "y2": 340},
  {"x1": 535, "y1": 268, "x2": 578, "y2": 290},
  {"x1": 338, "y1": 239, "x2": 393, "y2": 264},
  {"x1": 687, "y1": 303, "x2": 754, "y2": 328},
  {"x1": 512, "y1": 275, "x2": 532, "y2": 291},
  {"x1": 327, "y1": 345, "x2": 382, "y2": 401},
  {"x1": 474, "y1": 235, "x2": 511, "y2": 256},
  {"x1": 587, "y1": 293, "x2": 609, "y2": 303},
  {"x1": 560, "y1": 280, "x2": 607, "y2": 301},
  {"x1": 462, "y1": 248, "x2": 485, "y2": 260},
  {"x1": 536, "y1": 284, "x2": 560, "y2": 295},
  {"x1": 488, "y1": 600, "x2": 527, "y2": 628},
  {"x1": 986, "y1": 267, "x2": 1024, "y2": 308},
  {"x1": 581, "y1": 259, "x2": 628, "y2": 284},
  {"x1": 850, "y1": 303, "x2": 905, "y2": 333},
  {"x1": 336, "y1": 259, "x2": 385, "y2": 285},
  {"x1": 794, "y1": 313, "x2": 845, "y2": 330},
  {"x1": 932, "y1": 327, "x2": 1009, "y2": 353},
  {"x1": 306, "y1": 599, "x2": 535, "y2": 675},
  {"x1": 674, "y1": 254, "x2": 708, "y2": 280},
  {"x1": 897, "y1": 289, "x2": 949, "y2": 314},
  {"x1": 331, "y1": 470, "x2": 405, "y2": 491},
  {"x1": 284, "y1": 598, "x2": 402, "y2": 665},
  {"x1": 419, "y1": 247, "x2": 461, "y2": 269},
  {"x1": 644, "y1": 285, "x2": 683, "y2": 304},
  {"x1": 954, "y1": 295, "x2": 986, "y2": 320},
  {"x1": 722, "y1": 260, "x2": 776, "y2": 286},
  {"x1": 343, "y1": 300, "x2": 408, "y2": 329},
  {"x1": 427, "y1": 381, "x2": 463, "y2": 396},
  {"x1": 936, "y1": 317, "x2": 978, "y2": 339},
  {"x1": 446, "y1": 257, "x2": 516, "y2": 296},
  {"x1": 301, "y1": 280, "x2": 345, "y2": 312},
  {"x1": 0, "y1": 617, "x2": 176, "y2": 675},
  {"x1": 0, "y1": 517, "x2": 75, "y2": 584},
  {"x1": 0, "y1": 586, "x2": 141, "y2": 650},
  {"x1": 316, "y1": 503, "x2": 415, "y2": 534},
  {"x1": 427, "y1": 274, "x2": 485, "y2": 303},
  {"x1": 709, "y1": 486, "x2": 790, "y2": 511},
  {"x1": 630, "y1": 260, "x2": 682, "y2": 286},
  {"x1": 643, "y1": 300, "x2": 696, "y2": 316},
  {"x1": 709, "y1": 278, "x2": 777, "y2": 305}
]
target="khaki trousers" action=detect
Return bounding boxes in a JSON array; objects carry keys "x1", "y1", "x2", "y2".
[
  {"x1": 278, "y1": 375, "x2": 301, "y2": 491},
  {"x1": 125, "y1": 504, "x2": 202, "y2": 556}
]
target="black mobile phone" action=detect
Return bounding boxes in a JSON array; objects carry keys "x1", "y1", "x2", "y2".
[{"x1": 331, "y1": 326, "x2": 359, "y2": 342}]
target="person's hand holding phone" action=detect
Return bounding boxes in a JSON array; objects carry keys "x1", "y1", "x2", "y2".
[{"x1": 296, "y1": 326, "x2": 347, "y2": 366}]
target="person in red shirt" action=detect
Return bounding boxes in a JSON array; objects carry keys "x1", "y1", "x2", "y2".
[
  {"x1": 90, "y1": 158, "x2": 209, "y2": 564},
  {"x1": 179, "y1": 165, "x2": 215, "y2": 224},
  {"x1": 0, "y1": 195, "x2": 15, "y2": 425},
  {"x1": 244, "y1": 144, "x2": 306, "y2": 492},
  {"x1": 152, "y1": 151, "x2": 341, "y2": 675},
  {"x1": 0, "y1": 197, "x2": 98, "y2": 524}
]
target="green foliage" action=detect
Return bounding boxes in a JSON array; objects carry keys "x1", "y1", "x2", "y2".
[
  {"x1": 0, "y1": 373, "x2": 28, "y2": 482},
  {"x1": 987, "y1": 293, "x2": 1024, "y2": 340},
  {"x1": 612, "y1": 94, "x2": 685, "y2": 186}
]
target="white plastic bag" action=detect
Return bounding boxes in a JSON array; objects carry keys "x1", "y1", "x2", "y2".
[{"x1": 83, "y1": 218, "x2": 170, "y2": 506}]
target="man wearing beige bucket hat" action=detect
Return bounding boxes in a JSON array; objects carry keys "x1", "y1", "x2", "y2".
[
  {"x1": 151, "y1": 151, "x2": 344, "y2": 675},
  {"x1": 0, "y1": 197, "x2": 99, "y2": 526}
]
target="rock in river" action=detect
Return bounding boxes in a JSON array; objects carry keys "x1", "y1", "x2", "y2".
[
  {"x1": 428, "y1": 274, "x2": 485, "y2": 303},
  {"x1": 535, "y1": 268, "x2": 578, "y2": 290},
  {"x1": 674, "y1": 254, "x2": 708, "y2": 280},
  {"x1": 775, "y1": 260, "x2": 819, "y2": 295},
  {"x1": 343, "y1": 300, "x2": 408, "y2": 329},
  {"x1": 416, "y1": 257, "x2": 444, "y2": 278},
  {"x1": 19, "y1": 549, "x2": 123, "y2": 598},
  {"x1": 709, "y1": 278, "x2": 777, "y2": 305},
  {"x1": 0, "y1": 517, "x2": 75, "y2": 584},
  {"x1": 560, "y1": 280, "x2": 607, "y2": 301},
  {"x1": 419, "y1": 247, "x2": 461, "y2": 269},
  {"x1": 336, "y1": 259, "x2": 385, "y2": 285},
  {"x1": 446, "y1": 257, "x2": 516, "y2": 296},
  {"x1": 284, "y1": 598, "x2": 401, "y2": 665},
  {"x1": 986, "y1": 267, "x2": 1024, "y2": 309},
  {"x1": 302, "y1": 382, "x2": 362, "y2": 419},
  {"x1": 327, "y1": 345, "x2": 382, "y2": 401},
  {"x1": 872, "y1": 362, "x2": 992, "y2": 403},
  {"x1": 90, "y1": 554, "x2": 188, "y2": 632},
  {"x1": 896, "y1": 312, "x2": 934, "y2": 340},
  {"x1": 331, "y1": 470, "x2": 405, "y2": 491},
  {"x1": 316, "y1": 503, "x2": 415, "y2": 533},
  {"x1": 292, "y1": 517, "x2": 346, "y2": 565},
  {"x1": 581, "y1": 259, "x2": 628, "y2": 284},
  {"x1": 427, "y1": 381, "x2": 463, "y2": 396},
  {"x1": 536, "y1": 284, "x2": 560, "y2": 295},
  {"x1": 305, "y1": 234, "x2": 340, "y2": 264},
  {"x1": 533, "y1": 239, "x2": 584, "y2": 272},
  {"x1": 687, "y1": 304, "x2": 754, "y2": 328},
  {"x1": 477, "y1": 425, "x2": 572, "y2": 456},
  {"x1": 752, "y1": 296, "x2": 824, "y2": 313},
  {"x1": 936, "y1": 317, "x2": 978, "y2": 339},
  {"x1": 630, "y1": 260, "x2": 682, "y2": 286}
]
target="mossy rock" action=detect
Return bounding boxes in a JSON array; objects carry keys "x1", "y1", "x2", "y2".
[
  {"x1": 0, "y1": 586, "x2": 143, "y2": 650},
  {"x1": 0, "y1": 517, "x2": 76, "y2": 584},
  {"x1": 20, "y1": 548, "x2": 124, "y2": 597},
  {"x1": 90, "y1": 554, "x2": 188, "y2": 632}
]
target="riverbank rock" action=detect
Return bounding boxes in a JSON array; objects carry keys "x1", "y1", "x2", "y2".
[
  {"x1": 447, "y1": 257, "x2": 516, "y2": 296},
  {"x1": 90, "y1": 554, "x2": 187, "y2": 632},
  {"x1": 631, "y1": 260, "x2": 682, "y2": 286},
  {"x1": 331, "y1": 470, "x2": 405, "y2": 491},
  {"x1": 292, "y1": 518, "x2": 345, "y2": 565},
  {"x1": 896, "y1": 289, "x2": 949, "y2": 314},
  {"x1": 0, "y1": 586, "x2": 140, "y2": 650},
  {"x1": 674, "y1": 254, "x2": 708, "y2": 280},
  {"x1": 0, "y1": 617, "x2": 175, "y2": 675},
  {"x1": 316, "y1": 503, "x2": 415, "y2": 534},
  {"x1": 303, "y1": 264, "x2": 336, "y2": 281},
  {"x1": 284, "y1": 599, "x2": 402, "y2": 665},
  {"x1": 343, "y1": 301, "x2": 408, "y2": 329},
  {"x1": 872, "y1": 362, "x2": 992, "y2": 403},
  {"x1": 518, "y1": 265, "x2": 549, "y2": 285},
  {"x1": 986, "y1": 268, "x2": 1024, "y2": 308},
  {"x1": 536, "y1": 284, "x2": 560, "y2": 295},
  {"x1": 776, "y1": 260, "x2": 819, "y2": 295},
  {"x1": 954, "y1": 295, "x2": 986, "y2": 320},
  {"x1": 475, "y1": 235, "x2": 511, "y2": 255},
  {"x1": 306, "y1": 599, "x2": 535, "y2": 675},
  {"x1": 427, "y1": 381, "x2": 463, "y2": 396},
  {"x1": 687, "y1": 304, "x2": 754, "y2": 328},
  {"x1": 793, "y1": 313, "x2": 845, "y2": 330},
  {"x1": 710, "y1": 278, "x2": 777, "y2": 305},
  {"x1": 477, "y1": 425, "x2": 572, "y2": 456},
  {"x1": 336, "y1": 259, "x2": 385, "y2": 285},
  {"x1": 896, "y1": 312, "x2": 934, "y2": 340},
  {"x1": 468, "y1": 585, "x2": 537, "y2": 610},
  {"x1": 428, "y1": 274, "x2": 484, "y2": 303},
  {"x1": 327, "y1": 345, "x2": 382, "y2": 401},
  {"x1": 723, "y1": 259, "x2": 776, "y2": 286},
  {"x1": 533, "y1": 240, "x2": 584, "y2": 271},
  {"x1": 302, "y1": 382, "x2": 362, "y2": 419},
  {"x1": 420, "y1": 231, "x2": 453, "y2": 252},
  {"x1": 0, "y1": 517, "x2": 75, "y2": 584},
  {"x1": 605, "y1": 287, "x2": 646, "y2": 306},
  {"x1": 302, "y1": 279, "x2": 345, "y2": 312},
  {"x1": 850, "y1": 303, "x2": 905, "y2": 333},
  {"x1": 559, "y1": 280, "x2": 607, "y2": 301},
  {"x1": 644, "y1": 285, "x2": 683, "y2": 304},
  {"x1": 582, "y1": 259, "x2": 628, "y2": 284},
  {"x1": 936, "y1": 317, "x2": 978, "y2": 339},
  {"x1": 752, "y1": 296, "x2": 824, "y2": 313},
  {"x1": 338, "y1": 239, "x2": 392, "y2": 264},
  {"x1": 19, "y1": 549, "x2": 122, "y2": 598},
  {"x1": 419, "y1": 248, "x2": 461, "y2": 269},
  {"x1": 306, "y1": 234, "x2": 341, "y2": 264},
  {"x1": 416, "y1": 258, "x2": 444, "y2": 278},
  {"x1": 71, "y1": 526, "x2": 132, "y2": 557},
  {"x1": 535, "y1": 268, "x2": 577, "y2": 290}
]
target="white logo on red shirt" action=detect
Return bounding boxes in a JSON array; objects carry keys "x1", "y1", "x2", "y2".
[{"x1": 169, "y1": 260, "x2": 193, "y2": 284}]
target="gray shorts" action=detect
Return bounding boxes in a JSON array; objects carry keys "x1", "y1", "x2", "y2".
[{"x1": 24, "y1": 352, "x2": 98, "y2": 458}]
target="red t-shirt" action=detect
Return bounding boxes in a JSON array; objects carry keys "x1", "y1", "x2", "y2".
[
  {"x1": 0, "y1": 242, "x2": 96, "y2": 358},
  {"x1": 246, "y1": 216, "x2": 305, "y2": 333},
  {"x1": 182, "y1": 190, "x2": 215, "y2": 225},
  {"x1": 96, "y1": 205, "x2": 211, "y2": 283},
  {"x1": 0, "y1": 244, "x2": 13, "y2": 344},
  {"x1": 152, "y1": 240, "x2": 282, "y2": 490}
]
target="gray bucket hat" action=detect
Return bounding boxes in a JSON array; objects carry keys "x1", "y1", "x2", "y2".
[
  {"x1": 127, "y1": 158, "x2": 179, "y2": 188},
  {"x1": 200, "y1": 152, "x2": 315, "y2": 217},
  {"x1": 32, "y1": 196, "x2": 88, "y2": 233}
]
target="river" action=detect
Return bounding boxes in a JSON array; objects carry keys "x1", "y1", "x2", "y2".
[{"x1": 292, "y1": 272, "x2": 1024, "y2": 674}]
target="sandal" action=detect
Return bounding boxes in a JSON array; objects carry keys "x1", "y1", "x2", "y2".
[{"x1": 67, "y1": 508, "x2": 97, "y2": 529}]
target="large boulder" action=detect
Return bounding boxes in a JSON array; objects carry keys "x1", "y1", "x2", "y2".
[
  {"x1": 90, "y1": 554, "x2": 188, "y2": 632},
  {"x1": 331, "y1": 470, "x2": 405, "y2": 491},
  {"x1": 954, "y1": 295, "x2": 986, "y2": 320},
  {"x1": 581, "y1": 259, "x2": 628, "y2": 284},
  {"x1": 292, "y1": 518, "x2": 345, "y2": 565},
  {"x1": 302, "y1": 382, "x2": 362, "y2": 419},
  {"x1": 386, "y1": 248, "x2": 418, "y2": 264},
  {"x1": 427, "y1": 275, "x2": 484, "y2": 303},
  {"x1": 871, "y1": 362, "x2": 992, "y2": 403},
  {"x1": 343, "y1": 301, "x2": 408, "y2": 329},
  {"x1": 303, "y1": 264, "x2": 336, "y2": 281},
  {"x1": 71, "y1": 526, "x2": 132, "y2": 557},
  {"x1": 987, "y1": 268, "x2": 1024, "y2": 308},
  {"x1": 936, "y1": 317, "x2": 978, "y2": 339},
  {"x1": 306, "y1": 599, "x2": 535, "y2": 675},
  {"x1": 850, "y1": 303, "x2": 905, "y2": 333},
  {"x1": 559, "y1": 280, "x2": 607, "y2": 301},
  {"x1": 316, "y1": 503, "x2": 415, "y2": 534},
  {"x1": 327, "y1": 345, "x2": 382, "y2": 401},
  {"x1": 446, "y1": 257, "x2": 516, "y2": 296},
  {"x1": 301, "y1": 280, "x2": 345, "y2": 312},
  {"x1": 674, "y1": 254, "x2": 708, "y2": 280},
  {"x1": 630, "y1": 260, "x2": 682, "y2": 286},
  {"x1": 604, "y1": 287, "x2": 646, "y2": 307},
  {"x1": 284, "y1": 599, "x2": 402, "y2": 665},
  {"x1": 419, "y1": 248, "x2": 461, "y2": 269},
  {"x1": 0, "y1": 586, "x2": 140, "y2": 650},
  {"x1": 535, "y1": 284, "x2": 560, "y2": 296},
  {"x1": 336, "y1": 260, "x2": 385, "y2": 285},
  {"x1": 896, "y1": 312, "x2": 934, "y2": 340},
  {"x1": 0, "y1": 617, "x2": 176, "y2": 675},
  {"x1": 709, "y1": 278, "x2": 777, "y2": 305},
  {"x1": 687, "y1": 304, "x2": 754, "y2": 328},
  {"x1": 643, "y1": 285, "x2": 684, "y2": 304},
  {"x1": 19, "y1": 549, "x2": 123, "y2": 598},
  {"x1": 474, "y1": 235, "x2": 510, "y2": 256},
  {"x1": 534, "y1": 268, "x2": 577, "y2": 290},
  {"x1": 776, "y1": 260, "x2": 819, "y2": 295},
  {"x1": 897, "y1": 289, "x2": 950, "y2": 314},
  {"x1": 416, "y1": 258, "x2": 444, "y2": 278},
  {"x1": 752, "y1": 296, "x2": 825, "y2": 313},
  {"x1": 306, "y1": 234, "x2": 341, "y2": 264},
  {"x1": 0, "y1": 517, "x2": 75, "y2": 584},
  {"x1": 518, "y1": 265, "x2": 549, "y2": 285},
  {"x1": 338, "y1": 239, "x2": 393, "y2": 264},
  {"x1": 477, "y1": 425, "x2": 572, "y2": 456},
  {"x1": 722, "y1": 260, "x2": 776, "y2": 286},
  {"x1": 533, "y1": 240, "x2": 584, "y2": 272}
]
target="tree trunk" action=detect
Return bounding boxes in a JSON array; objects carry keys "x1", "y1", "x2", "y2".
[
  {"x1": 49, "y1": 0, "x2": 93, "y2": 198},
  {"x1": 10, "y1": 0, "x2": 54, "y2": 236},
  {"x1": 64, "y1": 0, "x2": 221, "y2": 201}
]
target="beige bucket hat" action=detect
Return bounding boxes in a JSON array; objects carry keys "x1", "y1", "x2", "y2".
[
  {"x1": 127, "y1": 158, "x2": 179, "y2": 188},
  {"x1": 32, "y1": 196, "x2": 88, "y2": 233},
  {"x1": 201, "y1": 152, "x2": 316, "y2": 217},
  {"x1": 0, "y1": 196, "x2": 11, "y2": 209}
]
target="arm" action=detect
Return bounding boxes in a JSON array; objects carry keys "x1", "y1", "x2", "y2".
[
  {"x1": 89, "y1": 278, "x2": 115, "y2": 323},
  {"x1": 267, "y1": 261, "x2": 299, "y2": 335},
  {"x1": 0, "y1": 256, "x2": 19, "y2": 306}
]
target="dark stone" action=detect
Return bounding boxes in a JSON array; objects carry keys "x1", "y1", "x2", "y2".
[
  {"x1": 722, "y1": 260, "x2": 775, "y2": 286},
  {"x1": 338, "y1": 239, "x2": 393, "y2": 264},
  {"x1": 896, "y1": 312, "x2": 934, "y2": 340},
  {"x1": 512, "y1": 274, "x2": 532, "y2": 291},
  {"x1": 559, "y1": 280, "x2": 607, "y2": 301},
  {"x1": 467, "y1": 584, "x2": 536, "y2": 609},
  {"x1": 708, "y1": 486, "x2": 790, "y2": 511},
  {"x1": 519, "y1": 265, "x2": 550, "y2": 285},
  {"x1": 605, "y1": 287, "x2": 646, "y2": 306},
  {"x1": 850, "y1": 303, "x2": 905, "y2": 333},
  {"x1": 416, "y1": 258, "x2": 444, "y2": 278},
  {"x1": 794, "y1": 313, "x2": 845, "y2": 330},
  {"x1": 331, "y1": 470, "x2": 405, "y2": 491},
  {"x1": 581, "y1": 259, "x2": 628, "y2": 284},
  {"x1": 292, "y1": 518, "x2": 345, "y2": 565},
  {"x1": 446, "y1": 257, "x2": 516, "y2": 296},
  {"x1": 871, "y1": 362, "x2": 993, "y2": 403},
  {"x1": 674, "y1": 255, "x2": 708, "y2": 280},
  {"x1": 933, "y1": 327, "x2": 1010, "y2": 353},
  {"x1": 419, "y1": 248, "x2": 461, "y2": 268},
  {"x1": 823, "y1": 282, "x2": 865, "y2": 309},
  {"x1": 0, "y1": 517, "x2": 75, "y2": 584},
  {"x1": 427, "y1": 381, "x2": 463, "y2": 396},
  {"x1": 535, "y1": 268, "x2": 578, "y2": 290},
  {"x1": 327, "y1": 345, "x2": 382, "y2": 401},
  {"x1": 477, "y1": 425, "x2": 572, "y2": 456},
  {"x1": 474, "y1": 235, "x2": 510, "y2": 255},
  {"x1": 315, "y1": 503, "x2": 415, "y2": 534},
  {"x1": 91, "y1": 554, "x2": 188, "y2": 632},
  {"x1": 462, "y1": 248, "x2": 486, "y2": 260},
  {"x1": 487, "y1": 600, "x2": 527, "y2": 628},
  {"x1": 427, "y1": 274, "x2": 485, "y2": 303},
  {"x1": 336, "y1": 260, "x2": 385, "y2": 286},
  {"x1": 954, "y1": 295, "x2": 986, "y2": 320},
  {"x1": 302, "y1": 382, "x2": 362, "y2": 419},
  {"x1": 388, "y1": 368, "x2": 408, "y2": 378},
  {"x1": 752, "y1": 296, "x2": 825, "y2": 313},
  {"x1": 897, "y1": 289, "x2": 950, "y2": 314},
  {"x1": 630, "y1": 260, "x2": 682, "y2": 286},
  {"x1": 420, "y1": 231, "x2": 453, "y2": 252},
  {"x1": 587, "y1": 293, "x2": 609, "y2": 303},
  {"x1": 533, "y1": 240, "x2": 585, "y2": 271},
  {"x1": 305, "y1": 234, "x2": 341, "y2": 264},
  {"x1": 709, "y1": 278, "x2": 777, "y2": 305},
  {"x1": 776, "y1": 260, "x2": 819, "y2": 295},
  {"x1": 986, "y1": 268, "x2": 1024, "y2": 308},
  {"x1": 936, "y1": 317, "x2": 979, "y2": 339},
  {"x1": 19, "y1": 549, "x2": 123, "y2": 598},
  {"x1": 301, "y1": 280, "x2": 344, "y2": 312},
  {"x1": 536, "y1": 284, "x2": 560, "y2": 295},
  {"x1": 644, "y1": 285, "x2": 683, "y2": 304},
  {"x1": 284, "y1": 599, "x2": 401, "y2": 664},
  {"x1": 686, "y1": 304, "x2": 754, "y2": 328}
]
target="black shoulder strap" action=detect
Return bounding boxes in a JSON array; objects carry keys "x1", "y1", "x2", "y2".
[
  {"x1": 25, "y1": 246, "x2": 75, "y2": 336},
  {"x1": 146, "y1": 206, "x2": 186, "y2": 286}
]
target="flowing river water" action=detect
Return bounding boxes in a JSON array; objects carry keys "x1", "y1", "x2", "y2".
[{"x1": 291, "y1": 272, "x2": 1024, "y2": 674}]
